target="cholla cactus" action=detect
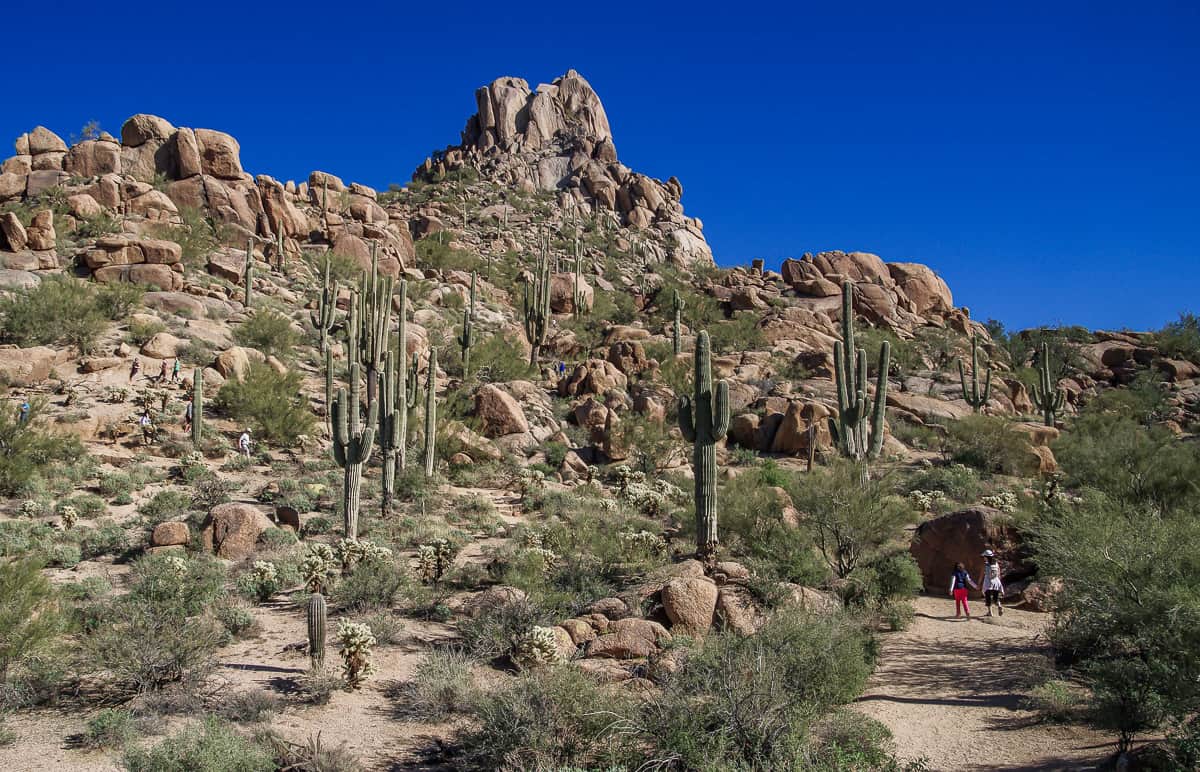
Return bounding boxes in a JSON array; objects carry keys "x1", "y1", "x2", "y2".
[
  {"x1": 981, "y1": 491, "x2": 1019, "y2": 513},
  {"x1": 417, "y1": 538, "x2": 456, "y2": 585},
  {"x1": 612, "y1": 467, "x2": 684, "y2": 516},
  {"x1": 336, "y1": 620, "x2": 377, "y2": 688},
  {"x1": 238, "y1": 561, "x2": 281, "y2": 602},
  {"x1": 301, "y1": 543, "x2": 339, "y2": 593},
  {"x1": 521, "y1": 547, "x2": 560, "y2": 578},
  {"x1": 619, "y1": 530, "x2": 668, "y2": 557},
  {"x1": 20, "y1": 499, "x2": 44, "y2": 518},
  {"x1": 161, "y1": 555, "x2": 189, "y2": 576},
  {"x1": 335, "y1": 538, "x2": 391, "y2": 571},
  {"x1": 59, "y1": 505, "x2": 79, "y2": 530},
  {"x1": 511, "y1": 626, "x2": 562, "y2": 670},
  {"x1": 517, "y1": 468, "x2": 546, "y2": 498},
  {"x1": 909, "y1": 490, "x2": 948, "y2": 512}
]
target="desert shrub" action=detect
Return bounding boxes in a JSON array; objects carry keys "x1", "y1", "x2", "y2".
[
  {"x1": 1053, "y1": 412, "x2": 1200, "y2": 515},
  {"x1": 124, "y1": 717, "x2": 274, "y2": 772},
  {"x1": 944, "y1": 415, "x2": 1036, "y2": 476},
  {"x1": 707, "y1": 313, "x2": 764, "y2": 354},
  {"x1": 94, "y1": 282, "x2": 144, "y2": 319},
  {"x1": 1025, "y1": 679, "x2": 1086, "y2": 723},
  {"x1": 415, "y1": 231, "x2": 478, "y2": 272},
  {"x1": 0, "y1": 399, "x2": 84, "y2": 496},
  {"x1": 807, "y1": 710, "x2": 925, "y2": 771},
  {"x1": 0, "y1": 558, "x2": 62, "y2": 688},
  {"x1": 459, "y1": 597, "x2": 552, "y2": 662},
  {"x1": 297, "y1": 669, "x2": 344, "y2": 705},
  {"x1": 1003, "y1": 326, "x2": 1088, "y2": 376},
  {"x1": 126, "y1": 318, "x2": 167, "y2": 346},
  {"x1": 235, "y1": 561, "x2": 282, "y2": 603},
  {"x1": 138, "y1": 490, "x2": 192, "y2": 527},
  {"x1": 79, "y1": 523, "x2": 130, "y2": 559},
  {"x1": 177, "y1": 339, "x2": 215, "y2": 366},
  {"x1": 234, "y1": 309, "x2": 301, "y2": 361},
  {"x1": 149, "y1": 205, "x2": 218, "y2": 267},
  {"x1": 1033, "y1": 493, "x2": 1200, "y2": 752},
  {"x1": 83, "y1": 708, "x2": 137, "y2": 749},
  {"x1": 471, "y1": 333, "x2": 536, "y2": 383},
  {"x1": 841, "y1": 550, "x2": 922, "y2": 629},
  {"x1": 644, "y1": 611, "x2": 876, "y2": 770},
  {"x1": 336, "y1": 559, "x2": 406, "y2": 612},
  {"x1": 787, "y1": 461, "x2": 913, "y2": 578},
  {"x1": 215, "y1": 603, "x2": 255, "y2": 640},
  {"x1": 903, "y1": 463, "x2": 980, "y2": 503},
  {"x1": 214, "y1": 362, "x2": 315, "y2": 445},
  {"x1": 392, "y1": 649, "x2": 476, "y2": 721},
  {"x1": 456, "y1": 664, "x2": 640, "y2": 770},
  {"x1": 58, "y1": 493, "x2": 107, "y2": 520},
  {"x1": 0, "y1": 275, "x2": 108, "y2": 353},
  {"x1": 1152, "y1": 312, "x2": 1200, "y2": 364},
  {"x1": 218, "y1": 689, "x2": 280, "y2": 723},
  {"x1": 263, "y1": 732, "x2": 363, "y2": 772}
]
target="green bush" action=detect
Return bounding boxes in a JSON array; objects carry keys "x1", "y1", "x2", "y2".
[
  {"x1": 458, "y1": 597, "x2": 551, "y2": 662},
  {"x1": 0, "y1": 275, "x2": 111, "y2": 354},
  {"x1": 83, "y1": 708, "x2": 137, "y2": 749},
  {"x1": 392, "y1": 649, "x2": 477, "y2": 721},
  {"x1": 336, "y1": 559, "x2": 406, "y2": 612},
  {"x1": 0, "y1": 399, "x2": 84, "y2": 496},
  {"x1": 148, "y1": 205, "x2": 218, "y2": 267},
  {"x1": 0, "y1": 558, "x2": 62, "y2": 688},
  {"x1": 138, "y1": 491, "x2": 192, "y2": 527},
  {"x1": 126, "y1": 319, "x2": 167, "y2": 346},
  {"x1": 79, "y1": 523, "x2": 130, "y2": 559},
  {"x1": 415, "y1": 232, "x2": 478, "y2": 272},
  {"x1": 214, "y1": 362, "x2": 315, "y2": 445},
  {"x1": 471, "y1": 333, "x2": 537, "y2": 383},
  {"x1": 944, "y1": 415, "x2": 1036, "y2": 476},
  {"x1": 1025, "y1": 679, "x2": 1086, "y2": 724},
  {"x1": 233, "y1": 310, "x2": 301, "y2": 361},
  {"x1": 124, "y1": 717, "x2": 274, "y2": 772},
  {"x1": 1152, "y1": 312, "x2": 1200, "y2": 364},
  {"x1": 95, "y1": 283, "x2": 144, "y2": 320}
]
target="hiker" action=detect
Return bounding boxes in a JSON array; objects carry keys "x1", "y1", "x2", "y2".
[
  {"x1": 171, "y1": 359, "x2": 181, "y2": 383},
  {"x1": 979, "y1": 550, "x2": 1005, "y2": 617},
  {"x1": 139, "y1": 411, "x2": 155, "y2": 445},
  {"x1": 183, "y1": 397, "x2": 194, "y2": 433},
  {"x1": 238, "y1": 429, "x2": 252, "y2": 459},
  {"x1": 19, "y1": 398, "x2": 30, "y2": 423},
  {"x1": 949, "y1": 561, "x2": 977, "y2": 619},
  {"x1": 158, "y1": 359, "x2": 169, "y2": 383},
  {"x1": 129, "y1": 358, "x2": 141, "y2": 383}
]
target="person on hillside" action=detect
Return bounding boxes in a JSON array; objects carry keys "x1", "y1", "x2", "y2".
[
  {"x1": 129, "y1": 358, "x2": 141, "y2": 383},
  {"x1": 171, "y1": 359, "x2": 181, "y2": 383},
  {"x1": 139, "y1": 411, "x2": 155, "y2": 445},
  {"x1": 19, "y1": 398, "x2": 30, "y2": 423},
  {"x1": 979, "y1": 550, "x2": 1005, "y2": 617},
  {"x1": 183, "y1": 396, "x2": 194, "y2": 434},
  {"x1": 949, "y1": 561, "x2": 977, "y2": 619},
  {"x1": 158, "y1": 360, "x2": 169, "y2": 383},
  {"x1": 238, "y1": 429, "x2": 252, "y2": 459}
]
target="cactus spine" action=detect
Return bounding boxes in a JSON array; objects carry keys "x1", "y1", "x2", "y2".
[
  {"x1": 191, "y1": 367, "x2": 203, "y2": 447},
  {"x1": 832, "y1": 281, "x2": 890, "y2": 472},
  {"x1": 307, "y1": 591, "x2": 326, "y2": 671},
  {"x1": 523, "y1": 237, "x2": 552, "y2": 368},
  {"x1": 671, "y1": 289, "x2": 686, "y2": 355},
  {"x1": 313, "y1": 257, "x2": 340, "y2": 354},
  {"x1": 243, "y1": 238, "x2": 254, "y2": 308},
  {"x1": 678, "y1": 330, "x2": 731, "y2": 560},
  {"x1": 458, "y1": 272, "x2": 476, "y2": 379},
  {"x1": 332, "y1": 294, "x2": 379, "y2": 538},
  {"x1": 423, "y1": 348, "x2": 438, "y2": 479},
  {"x1": 958, "y1": 334, "x2": 993, "y2": 413},
  {"x1": 1032, "y1": 341, "x2": 1066, "y2": 427}
]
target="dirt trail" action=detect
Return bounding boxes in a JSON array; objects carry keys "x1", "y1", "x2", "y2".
[{"x1": 856, "y1": 595, "x2": 1112, "y2": 771}]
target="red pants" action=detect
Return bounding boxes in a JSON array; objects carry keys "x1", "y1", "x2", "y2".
[{"x1": 953, "y1": 588, "x2": 970, "y2": 616}]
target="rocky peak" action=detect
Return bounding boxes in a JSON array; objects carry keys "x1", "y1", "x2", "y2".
[{"x1": 464, "y1": 69, "x2": 613, "y2": 153}]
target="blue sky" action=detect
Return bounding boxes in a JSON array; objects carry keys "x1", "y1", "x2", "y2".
[{"x1": 5, "y1": 1, "x2": 1198, "y2": 331}]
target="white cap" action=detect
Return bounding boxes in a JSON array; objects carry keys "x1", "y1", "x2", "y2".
[{"x1": 981, "y1": 549, "x2": 995, "y2": 557}]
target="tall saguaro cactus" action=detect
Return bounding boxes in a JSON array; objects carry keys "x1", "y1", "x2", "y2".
[
  {"x1": 191, "y1": 368, "x2": 203, "y2": 447},
  {"x1": 671, "y1": 289, "x2": 686, "y2": 355},
  {"x1": 356, "y1": 244, "x2": 392, "y2": 412},
  {"x1": 313, "y1": 258, "x2": 340, "y2": 353},
  {"x1": 380, "y1": 282, "x2": 416, "y2": 514},
  {"x1": 832, "y1": 281, "x2": 890, "y2": 471},
  {"x1": 572, "y1": 239, "x2": 586, "y2": 318},
  {"x1": 1032, "y1": 342, "x2": 1066, "y2": 427},
  {"x1": 324, "y1": 345, "x2": 334, "y2": 435},
  {"x1": 678, "y1": 330, "x2": 731, "y2": 560},
  {"x1": 459, "y1": 272, "x2": 476, "y2": 379},
  {"x1": 332, "y1": 359, "x2": 378, "y2": 538},
  {"x1": 958, "y1": 334, "x2": 993, "y2": 413},
  {"x1": 243, "y1": 238, "x2": 254, "y2": 308},
  {"x1": 423, "y1": 348, "x2": 438, "y2": 479},
  {"x1": 307, "y1": 592, "x2": 326, "y2": 671},
  {"x1": 523, "y1": 244, "x2": 552, "y2": 368}
]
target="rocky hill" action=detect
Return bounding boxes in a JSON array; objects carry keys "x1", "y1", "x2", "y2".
[{"x1": 0, "y1": 70, "x2": 1197, "y2": 770}]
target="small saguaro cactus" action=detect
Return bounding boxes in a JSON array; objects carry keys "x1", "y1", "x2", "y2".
[
  {"x1": 458, "y1": 272, "x2": 476, "y2": 379},
  {"x1": 523, "y1": 242, "x2": 552, "y2": 368},
  {"x1": 572, "y1": 239, "x2": 586, "y2": 318},
  {"x1": 307, "y1": 591, "x2": 327, "y2": 671},
  {"x1": 243, "y1": 237, "x2": 254, "y2": 308},
  {"x1": 313, "y1": 257, "x2": 340, "y2": 354},
  {"x1": 832, "y1": 281, "x2": 890, "y2": 472},
  {"x1": 678, "y1": 330, "x2": 731, "y2": 560},
  {"x1": 671, "y1": 289, "x2": 686, "y2": 355},
  {"x1": 423, "y1": 348, "x2": 438, "y2": 479},
  {"x1": 332, "y1": 359, "x2": 379, "y2": 539},
  {"x1": 191, "y1": 367, "x2": 203, "y2": 447},
  {"x1": 1032, "y1": 341, "x2": 1066, "y2": 427},
  {"x1": 958, "y1": 334, "x2": 993, "y2": 413},
  {"x1": 379, "y1": 345, "x2": 408, "y2": 516}
]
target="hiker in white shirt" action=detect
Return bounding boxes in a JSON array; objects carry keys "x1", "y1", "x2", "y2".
[
  {"x1": 979, "y1": 549, "x2": 1004, "y2": 617},
  {"x1": 238, "y1": 429, "x2": 252, "y2": 459}
]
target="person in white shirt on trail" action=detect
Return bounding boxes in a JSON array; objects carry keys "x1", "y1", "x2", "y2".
[
  {"x1": 979, "y1": 549, "x2": 1004, "y2": 617},
  {"x1": 238, "y1": 429, "x2": 252, "y2": 459}
]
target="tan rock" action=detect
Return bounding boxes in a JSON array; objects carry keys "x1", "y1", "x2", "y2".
[
  {"x1": 585, "y1": 597, "x2": 630, "y2": 620},
  {"x1": 0, "y1": 212, "x2": 27, "y2": 251},
  {"x1": 199, "y1": 503, "x2": 275, "y2": 560},
  {"x1": 474, "y1": 384, "x2": 529, "y2": 437},
  {"x1": 25, "y1": 211, "x2": 56, "y2": 251},
  {"x1": 151, "y1": 521, "x2": 189, "y2": 547},
  {"x1": 561, "y1": 618, "x2": 597, "y2": 645},
  {"x1": 465, "y1": 586, "x2": 527, "y2": 618},
  {"x1": 121, "y1": 114, "x2": 175, "y2": 147},
  {"x1": 661, "y1": 577, "x2": 718, "y2": 636},
  {"x1": 0, "y1": 345, "x2": 62, "y2": 385},
  {"x1": 140, "y1": 332, "x2": 182, "y2": 360},
  {"x1": 909, "y1": 507, "x2": 1033, "y2": 591},
  {"x1": 66, "y1": 193, "x2": 104, "y2": 219},
  {"x1": 586, "y1": 618, "x2": 671, "y2": 660},
  {"x1": 0, "y1": 172, "x2": 25, "y2": 200},
  {"x1": 715, "y1": 585, "x2": 762, "y2": 635},
  {"x1": 194, "y1": 129, "x2": 243, "y2": 179},
  {"x1": 27, "y1": 126, "x2": 67, "y2": 155}
]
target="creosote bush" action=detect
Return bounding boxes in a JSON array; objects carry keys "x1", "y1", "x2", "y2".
[{"x1": 214, "y1": 362, "x2": 315, "y2": 445}]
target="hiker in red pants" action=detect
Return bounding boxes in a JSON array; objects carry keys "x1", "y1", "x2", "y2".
[{"x1": 949, "y1": 562, "x2": 978, "y2": 619}]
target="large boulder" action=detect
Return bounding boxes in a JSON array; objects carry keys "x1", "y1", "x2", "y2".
[
  {"x1": 887, "y1": 262, "x2": 953, "y2": 317},
  {"x1": 473, "y1": 384, "x2": 529, "y2": 437},
  {"x1": 151, "y1": 521, "x2": 190, "y2": 547},
  {"x1": 585, "y1": 618, "x2": 671, "y2": 660},
  {"x1": 0, "y1": 212, "x2": 27, "y2": 251},
  {"x1": 909, "y1": 507, "x2": 1034, "y2": 592},
  {"x1": 0, "y1": 345, "x2": 64, "y2": 385},
  {"x1": 549, "y1": 271, "x2": 594, "y2": 314},
  {"x1": 194, "y1": 129, "x2": 243, "y2": 179},
  {"x1": 199, "y1": 503, "x2": 275, "y2": 560},
  {"x1": 661, "y1": 576, "x2": 718, "y2": 636}
]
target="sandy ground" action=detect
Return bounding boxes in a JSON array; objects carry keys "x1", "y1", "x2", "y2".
[{"x1": 857, "y1": 595, "x2": 1115, "y2": 771}]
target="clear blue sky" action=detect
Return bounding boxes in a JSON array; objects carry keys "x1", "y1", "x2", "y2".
[{"x1": 5, "y1": 1, "x2": 1197, "y2": 331}]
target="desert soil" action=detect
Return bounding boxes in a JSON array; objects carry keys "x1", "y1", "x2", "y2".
[{"x1": 857, "y1": 595, "x2": 1114, "y2": 771}]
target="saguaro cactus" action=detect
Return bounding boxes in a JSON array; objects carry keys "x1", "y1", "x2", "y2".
[
  {"x1": 313, "y1": 258, "x2": 340, "y2": 353},
  {"x1": 458, "y1": 272, "x2": 476, "y2": 379},
  {"x1": 324, "y1": 345, "x2": 334, "y2": 434},
  {"x1": 832, "y1": 281, "x2": 890, "y2": 470},
  {"x1": 423, "y1": 348, "x2": 438, "y2": 479},
  {"x1": 379, "y1": 340, "x2": 413, "y2": 515},
  {"x1": 678, "y1": 330, "x2": 731, "y2": 560},
  {"x1": 958, "y1": 334, "x2": 993, "y2": 413},
  {"x1": 307, "y1": 591, "x2": 326, "y2": 671},
  {"x1": 523, "y1": 244, "x2": 552, "y2": 368},
  {"x1": 191, "y1": 368, "x2": 203, "y2": 447},
  {"x1": 357, "y1": 244, "x2": 392, "y2": 411},
  {"x1": 572, "y1": 240, "x2": 586, "y2": 318},
  {"x1": 671, "y1": 289, "x2": 686, "y2": 355},
  {"x1": 1032, "y1": 341, "x2": 1066, "y2": 427},
  {"x1": 243, "y1": 238, "x2": 254, "y2": 308},
  {"x1": 332, "y1": 359, "x2": 378, "y2": 538}
]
